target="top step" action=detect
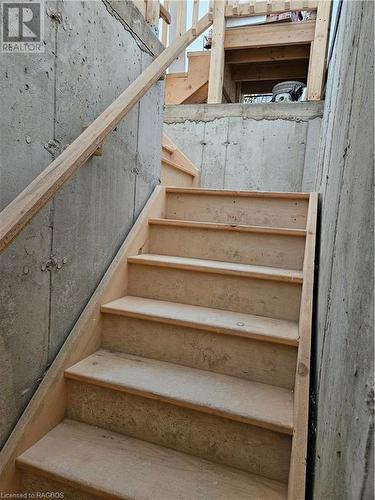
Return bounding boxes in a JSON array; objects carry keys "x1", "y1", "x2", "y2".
[{"x1": 166, "y1": 188, "x2": 310, "y2": 229}]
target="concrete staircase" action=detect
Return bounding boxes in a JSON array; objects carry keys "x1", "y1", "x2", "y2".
[{"x1": 15, "y1": 188, "x2": 314, "y2": 499}]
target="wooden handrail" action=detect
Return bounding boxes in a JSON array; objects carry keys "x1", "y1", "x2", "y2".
[{"x1": 0, "y1": 13, "x2": 212, "y2": 255}]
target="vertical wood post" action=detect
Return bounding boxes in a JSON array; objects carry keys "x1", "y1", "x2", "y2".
[
  {"x1": 192, "y1": 0, "x2": 200, "y2": 35},
  {"x1": 207, "y1": 0, "x2": 226, "y2": 103},
  {"x1": 169, "y1": 0, "x2": 187, "y2": 72},
  {"x1": 307, "y1": 0, "x2": 332, "y2": 100},
  {"x1": 161, "y1": 0, "x2": 169, "y2": 46}
]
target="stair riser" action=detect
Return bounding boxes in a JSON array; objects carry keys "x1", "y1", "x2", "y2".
[
  {"x1": 149, "y1": 224, "x2": 305, "y2": 270},
  {"x1": 21, "y1": 471, "x2": 101, "y2": 500},
  {"x1": 102, "y1": 315, "x2": 297, "y2": 389},
  {"x1": 67, "y1": 380, "x2": 291, "y2": 483},
  {"x1": 166, "y1": 193, "x2": 308, "y2": 229},
  {"x1": 128, "y1": 264, "x2": 302, "y2": 321}
]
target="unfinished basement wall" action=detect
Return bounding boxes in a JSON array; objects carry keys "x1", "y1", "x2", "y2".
[
  {"x1": 164, "y1": 102, "x2": 323, "y2": 192},
  {"x1": 311, "y1": 1, "x2": 374, "y2": 499},
  {"x1": 0, "y1": 1, "x2": 164, "y2": 448}
]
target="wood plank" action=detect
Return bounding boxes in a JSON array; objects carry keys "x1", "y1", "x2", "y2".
[
  {"x1": 225, "y1": 21, "x2": 316, "y2": 50},
  {"x1": 162, "y1": 133, "x2": 200, "y2": 185},
  {"x1": 0, "y1": 187, "x2": 167, "y2": 491},
  {"x1": 182, "y1": 81, "x2": 208, "y2": 104},
  {"x1": 161, "y1": 0, "x2": 169, "y2": 45},
  {"x1": 65, "y1": 350, "x2": 294, "y2": 434},
  {"x1": 161, "y1": 164, "x2": 195, "y2": 188},
  {"x1": 307, "y1": 0, "x2": 332, "y2": 100},
  {"x1": 129, "y1": 259, "x2": 301, "y2": 321},
  {"x1": 231, "y1": 59, "x2": 309, "y2": 82},
  {"x1": 226, "y1": 45, "x2": 310, "y2": 65},
  {"x1": 207, "y1": 0, "x2": 226, "y2": 103},
  {"x1": 127, "y1": 254, "x2": 304, "y2": 283},
  {"x1": 165, "y1": 190, "x2": 309, "y2": 229},
  {"x1": 287, "y1": 193, "x2": 318, "y2": 499},
  {"x1": 148, "y1": 218, "x2": 307, "y2": 236},
  {"x1": 101, "y1": 296, "x2": 299, "y2": 346},
  {"x1": 159, "y1": 1, "x2": 171, "y2": 24},
  {"x1": 161, "y1": 157, "x2": 196, "y2": 177},
  {"x1": 225, "y1": 0, "x2": 318, "y2": 17},
  {"x1": 0, "y1": 13, "x2": 212, "y2": 254},
  {"x1": 17, "y1": 420, "x2": 288, "y2": 499},
  {"x1": 148, "y1": 219, "x2": 306, "y2": 269},
  {"x1": 165, "y1": 187, "x2": 310, "y2": 199},
  {"x1": 191, "y1": 0, "x2": 199, "y2": 35},
  {"x1": 102, "y1": 315, "x2": 297, "y2": 390},
  {"x1": 162, "y1": 143, "x2": 176, "y2": 155},
  {"x1": 223, "y1": 62, "x2": 236, "y2": 102}
]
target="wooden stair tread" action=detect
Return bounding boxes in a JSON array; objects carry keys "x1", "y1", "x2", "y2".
[
  {"x1": 17, "y1": 419, "x2": 288, "y2": 499},
  {"x1": 101, "y1": 296, "x2": 299, "y2": 346},
  {"x1": 161, "y1": 157, "x2": 196, "y2": 177},
  {"x1": 127, "y1": 254, "x2": 303, "y2": 283},
  {"x1": 65, "y1": 350, "x2": 294, "y2": 434},
  {"x1": 149, "y1": 217, "x2": 307, "y2": 236},
  {"x1": 166, "y1": 187, "x2": 310, "y2": 199},
  {"x1": 162, "y1": 143, "x2": 176, "y2": 154}
]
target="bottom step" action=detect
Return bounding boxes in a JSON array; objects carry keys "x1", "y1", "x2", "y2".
[{"x1": 17, "y1": 419, "x2": 287, "y2": 500}]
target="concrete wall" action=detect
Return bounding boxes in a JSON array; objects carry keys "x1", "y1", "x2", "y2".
[
  {"x1": 164, "y1": 102, "x2": 323, "y2": 192},
  {"x1": 0, "y1": 1, "x2": 163, "y2": 447},
  {"x1": 312, "y1": 1, "x2": 374, "y2": 499}
]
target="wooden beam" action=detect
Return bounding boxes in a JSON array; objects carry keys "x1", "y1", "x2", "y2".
[
  {"x1": 231, "y1": 0, "x2": 239, "y2": 16},
  {"x1": 307, "y1": 0, "x2": 332, "y2": 100},
  {"x1": 231, "y1": 59, "x2": 309, "y2": 82},
  {"x1": 162, "y1": 134, "x2": 200, "y2": 181},
  {"x1": 223, "y1": 63, "x2": 236, "y2": 103},
  {"x1": 225, "y1": 21, "x2": 316, "y2": 50},
  {"x1": 207, "y1": 0, "x2": 226, "y2": 103},
  {"x1": 191, "y1": 0, "x2": 199, "y2": 35},
  {"x1": 226, "y1": 44, "x2": 310, "y2": 65},
  {"x1": 168, "y1": 0, "x2": 188, "y2": 72},
  {"x1": 159, "y1": 2, "x2": 171, "y2": 24},
  {"x1": 176, "y1": 0, "x2": 187, "y2": 37},
  {"x1": 287, "y1": 193, "x2": 318, "y2": 499},
  {"x1": 0, "y1": 13, "x2": 213, "y2": 254},
  {"x1": 225, "y1": 0, "x2": 319, "y2": 17},
  {"x1": 161, "y1": 0, "x2": 169, "y2": 46},
  {"x1": 183, "y1": 82, "x2": 208, "y2": 104}
]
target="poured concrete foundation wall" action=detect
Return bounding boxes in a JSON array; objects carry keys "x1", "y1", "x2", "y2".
[
  {"x1": 0, "y1": 1, "x2": 163, "y2": 447},
  {"x1": 164, "y1": 102, "x2": 323, "y2": 192},
  {"x1": 312, "y1": 1, "x2": 374, "y2": 498}
]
